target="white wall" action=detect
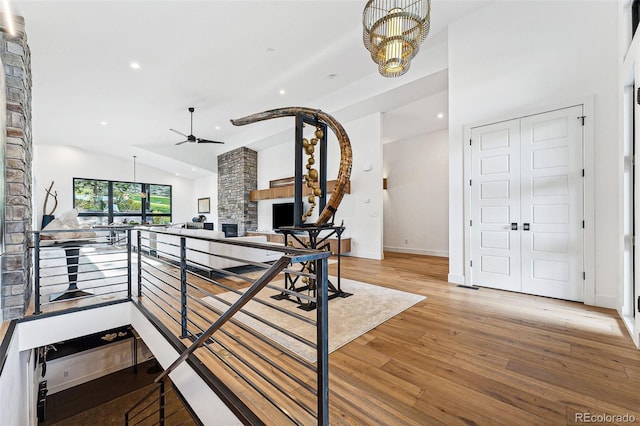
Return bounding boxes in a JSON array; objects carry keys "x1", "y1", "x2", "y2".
[
  {"x1": 45, "y1": 338, "x2": 153, "y2": 394},
  {"x1": 33, "y1": 145, "x2": 201, "y2": 227},
  {"x1": 18, "y1": 303, "x2": 131, "y2": 351},
  {"x1": 0, "y1": 328, "x2": 28, "y2": 426},
  {"x1": 193, "y1": 174, "x2": 219, "y2": 227},
  {"x1": 256, "y1": 140, "x2": 295, "y2": 232},
  {"x1": 256, "y1": 112, "x2": 384, "y2": 259},
  {"x1": 448, "y1": 1, "x2": 619, "y2": 307},
  {"x1": 383, "y1": 129, "x2": 448, "y2": 257}
]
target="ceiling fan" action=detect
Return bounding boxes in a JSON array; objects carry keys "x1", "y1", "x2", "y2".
[{"x1": 170, "y1": 107, "x2": 224, "y2": 145}]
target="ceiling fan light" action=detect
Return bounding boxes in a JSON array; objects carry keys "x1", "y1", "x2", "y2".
[{"x1": 363, "y1": 0, "x2": 431, "y2": 78}]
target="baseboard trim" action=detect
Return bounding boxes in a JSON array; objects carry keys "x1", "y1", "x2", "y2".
[
  {"x1": 384, "y1": 246, "x2": 449, "y2": 257},
  {"x1": 349, "y1": 250, "x2": 383, "y2": 260}
]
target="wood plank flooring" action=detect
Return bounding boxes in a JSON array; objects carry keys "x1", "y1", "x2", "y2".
[
  {"x1": 135, "y1": 252, "x2": 640, "y2": 425},
  {"x1": 19, "y1": 251, "x2": 640, "y2": 425},
  {"x1": 325, "y1": 252, "x2": 640, "y2": 425}
]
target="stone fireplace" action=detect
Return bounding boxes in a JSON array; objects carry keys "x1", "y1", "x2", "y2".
[{"x1": 217, "y1": 147, "x2": 257, "y2": 236}]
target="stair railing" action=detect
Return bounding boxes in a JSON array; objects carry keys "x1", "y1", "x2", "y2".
[{"x1": 131, "y1": 228, "x2": 332, "y2": 425}]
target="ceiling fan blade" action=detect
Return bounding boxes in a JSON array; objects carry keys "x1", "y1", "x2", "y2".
[
  {"x1": 170, "y1": 128, "x2": 188, "y2": 137},
  {"x1": 197, "y1": 138, "x2": 225, "y2": 144},
  {"x1": 175, "y1": 140, "x2": 190, "y2": 145}
]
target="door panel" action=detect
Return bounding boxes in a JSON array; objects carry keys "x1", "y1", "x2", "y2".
[
  {"x1": 469, "y1": 105, "x2": 584, "y2": 302},
  {"x1": 520, "y1": 106, "x2": 584, "y2": 301},
  {"x1": 470, "y1": 119, "x2": 521, "y2": 292}
]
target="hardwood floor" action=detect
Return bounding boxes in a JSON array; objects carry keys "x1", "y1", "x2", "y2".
[
  {"x1": 324, "y1": 252, "x2": 640, "y2": 425},
  {"x1": 19, "y1": 251, "x2": 640, "y2": 425}
]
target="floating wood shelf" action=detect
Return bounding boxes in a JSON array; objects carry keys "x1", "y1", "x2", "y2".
[{"x1": 249, "y1": 180, "x2": 350, "y2": 201}]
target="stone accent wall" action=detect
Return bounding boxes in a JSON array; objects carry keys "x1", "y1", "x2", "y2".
[
  {"x1": 217, "y1": 147, "x2": 257, "y2": 236},
  {"x1": 1, "y1": 16, "x2": 32, "y2": 320}
]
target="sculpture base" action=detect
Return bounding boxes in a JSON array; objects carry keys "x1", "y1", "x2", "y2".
[{"x1": 49, "y1": 289, "x2": 92, "y2": 302}]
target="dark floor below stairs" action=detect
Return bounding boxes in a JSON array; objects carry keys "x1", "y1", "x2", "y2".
[{"x1": 39, "y1": 359, "x2": 159, "y2": 425}]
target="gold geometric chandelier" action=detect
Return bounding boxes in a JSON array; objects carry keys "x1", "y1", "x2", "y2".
[{"x1": 362, "y1": 0, "x2": 431, "y2": 78}]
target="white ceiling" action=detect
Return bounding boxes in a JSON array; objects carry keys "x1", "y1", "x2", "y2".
[{"x1": 12, "y1": 0, "x2": 489, "y2": 178}]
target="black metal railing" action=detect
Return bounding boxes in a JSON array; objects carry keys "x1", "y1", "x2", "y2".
[
  {"x1": 30, "y1": 226, "x2": 332, "y2": 424},
  {"x1": 31, "y1": 227, "x2": 133, "y2": 315},
  {"x1": 125, "y1": 376, "x2": 199, "y2": 426},
  {"x1": 131, "y1": 228, "x2": 331, "y2": 425}
]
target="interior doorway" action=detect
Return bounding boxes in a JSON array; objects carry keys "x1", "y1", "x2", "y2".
[{"x1": 467, "y1": 105, "x2": 585, "y2": 301}]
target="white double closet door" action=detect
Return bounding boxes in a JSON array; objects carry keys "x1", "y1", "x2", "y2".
[{"x1": 469, "y1": 105, "x2": 584, "y2": 301}]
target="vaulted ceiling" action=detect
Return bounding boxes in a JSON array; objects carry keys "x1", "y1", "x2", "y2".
[{"x1": 13, "y1": 0, "x2": 491, "y2": 178}]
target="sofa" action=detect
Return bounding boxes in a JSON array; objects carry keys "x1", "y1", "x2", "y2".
[{"x1": 151, "y1": 227, "x2": 283, "y2": 272}]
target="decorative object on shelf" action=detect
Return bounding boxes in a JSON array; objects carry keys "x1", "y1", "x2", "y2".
[
  {"x1": 362, "y1": 0, "x2": 431, "y2": 78},
  {"x1": 42, "y1": 180, "x2": 58, "y2": 228},
  {"x1": 197, "y1": 197, "x2": 210, "y2": 213},
  {"x1": 231, "y1": 107, "x2": 352, "y2": 226},
  {"x1": 170, "y1": 107, "x2": 225, "y2": 145},
  {"x1": 191, "y1": 214, "x2": 207, "y2": 223}
]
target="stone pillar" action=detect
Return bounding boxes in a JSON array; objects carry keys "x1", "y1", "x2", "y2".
[
  {"x1": 1, "y1": 16, "x2": 33, "y2": 320},
  {"x1": 217, "y1": 147, "x2": 257, "y2": 236}
]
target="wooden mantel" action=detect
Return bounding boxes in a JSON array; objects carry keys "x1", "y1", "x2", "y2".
[{"x1": 249, "y1": 180, "x2": 351, "y2": 201}]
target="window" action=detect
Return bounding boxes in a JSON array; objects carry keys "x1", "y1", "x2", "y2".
[
  {"x1": 147, "y1": 184, "x2": 172, "y2": 224},
  {"x1": 73, "y1": 178, "x2": 172, "y2": 225}
]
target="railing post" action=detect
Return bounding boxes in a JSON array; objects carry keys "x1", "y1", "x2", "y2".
[
  {"x1": 127, "y1": 228, "x2": 132, "y2": 300},
  {"x1": 316, "y1": 257, "x2": 329, "y2": 426},
  {"x1": 124, "y1": 412, "x2": 129, "y2": 426},
  {"x1": 137, "y1": 230, "x2": 142, "y2": 298},
  {"x1": 180, "y1": 236, "x2": 188, "y2": 338},
  {"x1": 159, "y1": 379, "x2": 166, "y2": 426},
  {"x1": 34, "y1": 233, "x2": 41, "y2": 315}
]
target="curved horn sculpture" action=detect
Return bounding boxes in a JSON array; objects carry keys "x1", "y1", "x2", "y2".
[{"x1": 231, "y1": 107, "x2": 352, "y2": 226}]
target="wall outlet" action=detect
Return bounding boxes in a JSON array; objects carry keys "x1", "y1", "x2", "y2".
[
  {"x1": 63, "y1": 371, "x2": 69, "y2": 377},
  {"x1": 404, "y1": 239, "x2": 408, "y2": 244}
]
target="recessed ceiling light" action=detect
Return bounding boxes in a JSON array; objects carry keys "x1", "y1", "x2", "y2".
[
  {"x1": 437, "y1": 113, "x2": 444, "y2": 119},
  {"x1": 215, "y1": 125, "x2": 220, "y2": 130},
  {"x1": 279, "y1": 89, "x2": 286, "y2": 95},
  {"x1": 328, "y1": 73, "x2": 337, "y2": 79},
  {"x1": 176, "y1": 172, "x2": 180, "y2": 176},
  {"x1": 100, "y1": 121, "x2": 108, "y2": 126},
  {"x1": 191, "y1": 168, "x2": 196, "y2": 172},
  {"x1": 130, "y1": 62, "x2": 141, "y2": 70}
]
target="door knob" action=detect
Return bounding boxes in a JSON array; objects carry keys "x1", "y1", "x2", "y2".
[{"x1": 511, "y1": 223, "x2": 518, "y2": 230}]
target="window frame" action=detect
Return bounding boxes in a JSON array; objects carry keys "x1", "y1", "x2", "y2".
[{"x1": 72, "y1": 177, "x2": 172, "y2": 225}]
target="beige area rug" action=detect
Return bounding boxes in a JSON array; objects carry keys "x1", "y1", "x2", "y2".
[{"x1": 201, "y1": 277, "x2": 425, "y2": 362}]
